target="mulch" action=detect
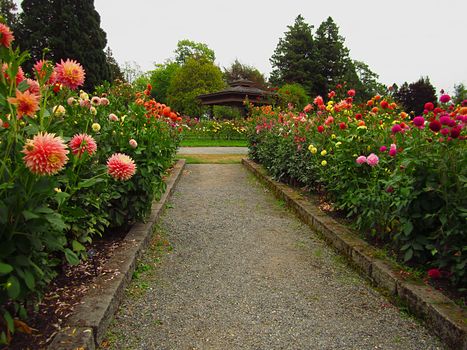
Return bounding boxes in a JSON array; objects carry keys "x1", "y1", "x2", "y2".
[{"x1": 6, "y1": 227, "x2": 129, "y2": 350}]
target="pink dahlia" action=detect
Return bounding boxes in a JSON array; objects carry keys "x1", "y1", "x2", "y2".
[
  {"x1": 439, "y1": 94, "x2": 451, "y2": 103},
  {"x1": 22, "y1": 132, "x2": 69, "y2": 175},
  {"x1": 427, "y1": 268, "x2": 441, "y2": 279},
  {"x1": 366, "y1": 153, "x2": 379, "y2": 167},
  {"x1": 379, "y1": 146, "x2": 387, "y2": 152},
  {"x1": 54, "y1": 59, "x2": 85, "y2": 90},
  {"x1": 356, "y1": 155, "x2": 367, "y2": 164},
  {"x1": 26, "y1": 78, "x2": 41, "y2": 97},
  {"x1": 69, "y1": 133, "x2": 97, "y2": 157},
  {"x1": 391, "y1": 124, "x2": 403, "y2": 134},
  {"x1": 389, "y1": 144, "x2": 397, "y2": 157},
  {"x1": 100, "y1": 97, "x2": 109, "y2": 106},
  {"x1": 313, "y1": 96, "x2": 324, "y2": 106},
  {"x1": 347, "y1": 89, "x2": 356, "y2": 97},
  {"x1": 107, "y1": 153, "x2": 136, "y2": 181},
  {"x1": 413, "y1": 116, "x2": 425, "y2": 128},
  {"x1": 0, "y1": 23, "x2": 14, "y2": 48}
]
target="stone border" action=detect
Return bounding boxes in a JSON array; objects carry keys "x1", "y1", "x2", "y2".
[
  {"x1": 48, "y1": 159, "x2": 186, "y2": 350},
  {"x1": 242, "y1": 158, "x2": 466, "y2": 350}
]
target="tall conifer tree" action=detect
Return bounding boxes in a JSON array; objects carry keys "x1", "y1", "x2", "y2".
[{"x1": 17, "y1": 0, "x2": 111, "y2": 91}]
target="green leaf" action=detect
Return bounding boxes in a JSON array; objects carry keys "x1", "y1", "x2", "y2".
[
  {"x1": 23, "y1": 270, "x2": 35, "y2": 290},
  {"x1": 0, "y1": 263, "x2": 13, "y2": 275},
  {"x1": 72, "y1": 240, "x2": 86, "y2": 252},
  {"x1": 78, "y1": 177, "x2": 104, "y2": 189},
  {"x1": 64, "y1": 248, "x2": 80, "y2": 265},
  {"x1": 22, "y1": 210, "x2": 40, "y2": 221},
  {"x1": 404, "y1": 248, "x2": 413, "y2": 262},
  {"x1": 3, "y1": 311, "x2": 14, "y2": 333},
  {"x1": 55, "y1": 191, "x2": 70, "y2": 206},
  {"x1": 46, "y1": 213, "x2": 67, "y2": 231},
  {"x1": 6, "y1": 275, "x2": 20, "y2": 299}
]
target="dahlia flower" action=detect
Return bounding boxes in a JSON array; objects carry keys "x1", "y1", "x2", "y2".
[
  {"x1": 389, "y1": 144, "x2": 397, "y2": 157},
  {"x1": 108, "y1": 113, "x2": 119, "y2": 121},
  {"x1": 8, "y1": 90, "x2": 40, "y2": 118},
  {"x1": 439, "y1": 94, "x2": 451, "y2": 103},
  {"x1": 424, "y1": 102, "x2": 434, "y2": 111},
  {"x1": 54, "y1": 59, "x2": 85, "y2": 90},
  {"x1": 129, "y1": 139, "x2": 138, "y2": 149},
  {"x1": 0, "y1": 23, "x2": 14, "y2": 48},
  {"x1": 53, "y1": 105, "x2": 66, "y2": 117},
  {"x1": 26, "y1": 79, "x2": 41, "y2": 97},
  {"x1": 356, "y1": 156, "x2": 367, "y2": 164},
  {"x1": 91, "y1": 123, "x2": 101, "y2": 132},
  {"x1": 33, "y1": 60, "x2": 56, "y2": 84},
  {"x1": 429, "y1": 120, "x2": 442, "y2": 132},
  {"x1": 100, "y1": 97, "x2": 109, "y2": 106},
  {"x1": 91, "y1": 96, "x2": 101, "y2": 106},
  {"x1": 413, "y1": 116, "x2": 425, "y2": 128},
  {"x1": 22, "y1": 132, "x2": 69, "y2": 175},
  {"x1": 107, "y1": 153, "x2": 136, "y2": 181},
  {"x1": 69, "y1": 133, "x2": 97, "y2": 157},
  {"x1": 366, "y1": 153, "x2": 379, "y2": 167},
  {"x1": 2, "y1": 64, "x2": 25, "y2": 85}
]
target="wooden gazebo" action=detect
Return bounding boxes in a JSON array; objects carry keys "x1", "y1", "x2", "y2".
[{"x1": 197, "y1": 79, "x2": 273, "y2": 116}]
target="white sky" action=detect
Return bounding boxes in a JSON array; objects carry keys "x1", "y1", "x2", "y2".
[{"x1": 15, "y1": 0, "x2": 467, "y2": 94}]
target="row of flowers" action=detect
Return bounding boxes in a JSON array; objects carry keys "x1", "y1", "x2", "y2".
[
  {"x1": 247, "y1": 86, "x2": 466, "y2": 288},
  {"x1": 180, "y1": 116, "x2": 247, "y2": 140},
  {"x1": 0, "y1": 24, "x2": 181, "y2": 344}
]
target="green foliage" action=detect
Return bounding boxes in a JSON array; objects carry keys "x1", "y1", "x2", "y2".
[
  {"x1": 213, "y1": 105, "x2": 242, "y2": 119},
  {"x1": 276, "y1": 83, "x2": 309, "y2": 110},
  {"x1": 223, "y1": 59, "x2": 267, "y2": 88},
  {"x1": 394, "y1": 77, "x2": 437, "y2": 115},
  {"x1": 452, "y1": 83, "x2": 467, "y2": 105},
  {"x1": 270, "y1": 15, "x2": 318, "y2": 95},
  {"x1": 148, "y1": 61, "x2": 180, "y2": 104},
  {"x1": 167, "y1": 57, "x2": 225, "y2": 116},
  {"x1": 174, "y1": 39, "x2": 215, "y2": 64},
  {"x1": 181, "y1": 117, "x2": 247, "y2": 140},
  {"x1": 353, "y1": 60, "x2": 386, "y2": 101},
  {"x1": 16, "y1": 0, "x2": 111, "y2": 90}
]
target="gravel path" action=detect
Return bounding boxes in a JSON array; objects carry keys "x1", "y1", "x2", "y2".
[
  {"x1": 105, "y1": 164, "x2": 444, "y2": 350},
  {"x1": 177, "y1": 147, "x2": 248, "y2": 154}
]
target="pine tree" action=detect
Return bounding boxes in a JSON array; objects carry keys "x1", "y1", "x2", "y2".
[
  {"x1": 16, "y1": 0, "x2": 111, "y2": 91},
  {"x1": 105, "y1": 47, "x2": 124, "y2": 82},
  {"x1": 270, "y1": 15, "x2": 318, "y2": 95},
  {"x1": 314, "y1": 17, "x2": 357, "y2": 97}
]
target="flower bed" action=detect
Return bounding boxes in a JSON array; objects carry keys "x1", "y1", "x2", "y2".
[
  {"x1": 0, "y1": 25, "x2": 181, "y2": 344},
  {"x1": 247, "y1": 87, "x2": 466, "y2": 290},
  {"x1": 181, "y1": 117, "x2": 247, "y2": 140}
]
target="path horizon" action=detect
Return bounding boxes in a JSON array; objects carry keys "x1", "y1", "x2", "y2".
[{"x1": 103, "y1": 157, "x2": 444, "y2": 349}]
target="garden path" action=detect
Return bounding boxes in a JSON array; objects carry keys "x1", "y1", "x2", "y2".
[{"x1": 104, "y1": 164, "x2": 444, "y2": 349}]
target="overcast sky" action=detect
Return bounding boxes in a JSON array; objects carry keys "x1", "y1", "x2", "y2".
[{"x1": 15, "y1": 0, "x2": 467, "y2": 94}]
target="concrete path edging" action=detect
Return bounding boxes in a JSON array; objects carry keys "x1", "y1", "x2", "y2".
[
  {"x1": 48, "y1": 159, "x2": 186, "y2": 350},
  {"x1": 242, "y1": 158, "x2": 467, "y2": 350}
]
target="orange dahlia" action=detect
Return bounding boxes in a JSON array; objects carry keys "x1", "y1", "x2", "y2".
[
  {"x1": 8, "y1": 90, "x2": 40, "y2": 118},
  {"x1": 22, "y1": 132, "x2": 69, "y2": 175},
  {"x1": 69, "y1": 133, "x2": 97, "y2": 157},
  {"x1": 0, "y1": 23, "x2": 14, "y2": 48},
  {"x1": 107, "y1": 153, "x2": 136, "y2": 181},
  {"x1": 54, "y1": 59, "x2": 85, "y2": 90}
]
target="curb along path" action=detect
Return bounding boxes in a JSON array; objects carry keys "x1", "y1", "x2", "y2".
[{"x1": 104, "y1": 164, "x2": 443, "y2": 349}]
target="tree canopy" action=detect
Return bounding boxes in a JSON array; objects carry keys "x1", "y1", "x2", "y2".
[
  {"x1": 167, "y1": 57, "x2": 225, "y2": 116},
  {"x1": 223, "y1": 59, "x2": 267, "y2": 88},
  {"x1": 174, "y1": 39, "x2": 215, "y2": 64},
  {"x1": 16, "y1": 0, "x2": 111, "y2": 91},
  {"x1": 394, "y1": 77, "x2": 437, "y2": 115},
  {"x1": 148, "y1": 61, "x2": 180, "y2": 104}
]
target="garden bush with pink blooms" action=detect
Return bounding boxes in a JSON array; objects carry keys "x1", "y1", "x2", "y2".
[
  {"x1": 247, "y1": 87, "x2": 467, "y2": 288},
  {"x1": 0, "y1": 25, "x2": 180, "y2": 342}
]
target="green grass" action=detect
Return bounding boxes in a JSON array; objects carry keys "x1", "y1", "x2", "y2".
[
  {"x1": 180, "y1": 138, "x2": 248, "y2": 147},
  {"x1": 176, "y1": 154, "x2": 244, "y2": 164}
]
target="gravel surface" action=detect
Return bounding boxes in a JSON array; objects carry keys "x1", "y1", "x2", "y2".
[
  {"x1": 104, "y1": 164, "x2": 444, "y2": 350},
  {"x1": 177, "y1": 147, "x2": 248, "y2": 154}
]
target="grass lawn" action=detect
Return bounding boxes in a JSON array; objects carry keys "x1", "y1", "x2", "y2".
[
  {"x1": 180, "y1": 138, "x2": 248, "y2": 147},
  {"x1": 176, "y1": 154, "x2": 245, "y2": 164}
]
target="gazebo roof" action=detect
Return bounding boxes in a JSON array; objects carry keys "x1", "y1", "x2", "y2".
[{"x1": 198, "y1": 79, "x2": 273, "y2": 107}]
